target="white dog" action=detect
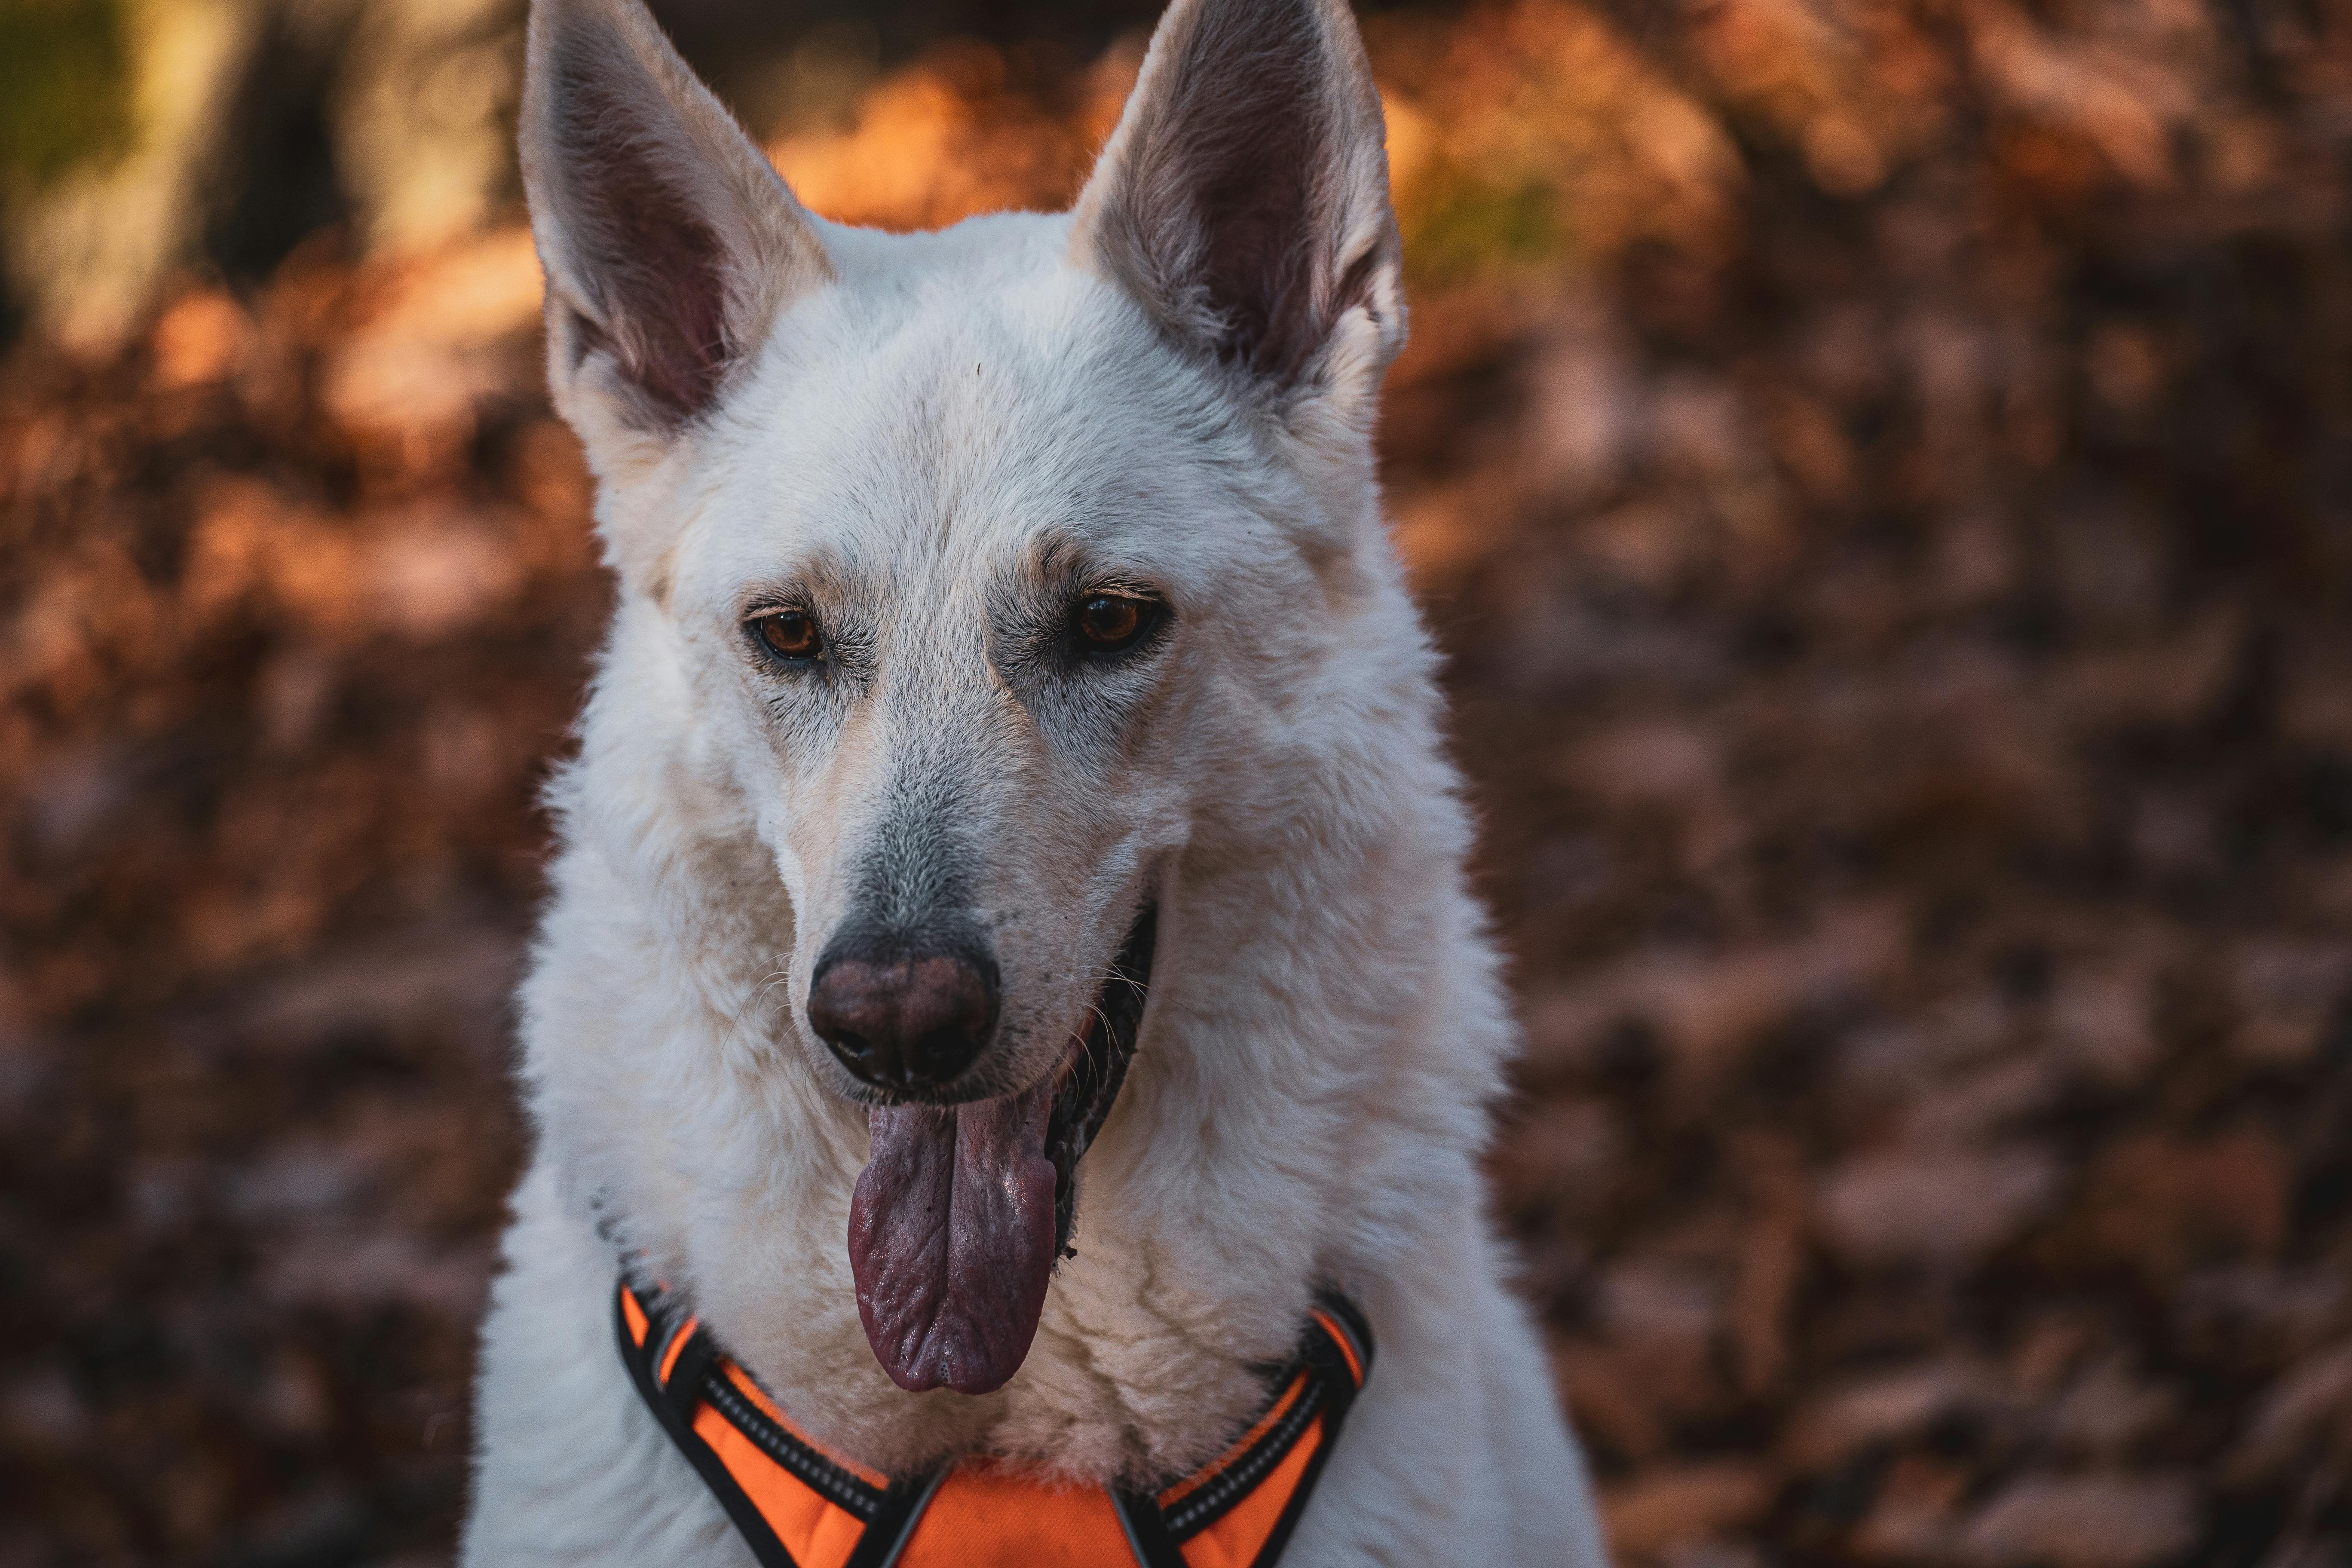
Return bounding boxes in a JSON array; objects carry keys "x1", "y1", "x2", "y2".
[{"x1": 462, "y1": 0, "x2": 1609, "y2": 1560}]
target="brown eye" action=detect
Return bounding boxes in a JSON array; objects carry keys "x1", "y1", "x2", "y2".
[
  {"x1": 1074, "y1": 593, "x2": 1154, "y2": 653},
  {"x1": 752, "y1": 610, "x2": 821, "y2": 662}
]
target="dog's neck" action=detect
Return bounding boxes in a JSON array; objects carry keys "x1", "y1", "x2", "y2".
[{"x1": 517, "y1": 572, "x2": 1508, "y2": 1485}]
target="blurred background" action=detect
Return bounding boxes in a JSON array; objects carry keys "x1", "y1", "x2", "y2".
[{"x1": 4, "y1": 0, "x2": 2351, "y2": 1560}]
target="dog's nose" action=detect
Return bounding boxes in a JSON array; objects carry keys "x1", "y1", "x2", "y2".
[{"x1": 807, "y1": 940, "x2": 998, "y2": 1093}]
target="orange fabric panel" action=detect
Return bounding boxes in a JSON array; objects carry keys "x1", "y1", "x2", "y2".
[
  {"x1": 621, "y1": 1289, "x2": 650, "y2": 1349},
  {"x1": 895, "y1": 1464, "x2": 1136, "y2": 1568},
  {"x1": 1177, "y1": 1421, "x2": 1323, "y2": 1568},
  {"x1": 691, "y1": 1405, "x2": 867, "y2": 1568},
  {"x1": 658, "y1": 1317, "x2": 700, "y2": 1385},
  {"x1": 716, "y1": 1363, "x2": 891, "y2": 1490},
  {"x1": 1157, "y1": 1375, "x2": 1309, "y2": 1510}
]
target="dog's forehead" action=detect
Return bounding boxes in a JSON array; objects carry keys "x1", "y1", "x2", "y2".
[{"x1": 690, "y1": 226, "x2": 1262, "y2": 598}]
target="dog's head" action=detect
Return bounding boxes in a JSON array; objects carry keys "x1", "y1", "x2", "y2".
[{"x1": 521, "y1": 0, "x2": 1407, "y2": 1397}]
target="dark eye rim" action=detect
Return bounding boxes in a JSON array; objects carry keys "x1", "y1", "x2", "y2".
[
  {"x1": 745, "y1": 606, "x2": 825, "y2": 665},
  {"x1": 1067, "y1": 590, "x2": 1169, "y2": 659}
]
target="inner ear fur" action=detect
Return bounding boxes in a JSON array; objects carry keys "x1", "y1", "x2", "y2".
[
  {"x1": 520, "y1": 0, "x2": 830, "y2": 435},
  {"x1": 1070, "y1": 0, "x2": 1406, "y2": 407}
]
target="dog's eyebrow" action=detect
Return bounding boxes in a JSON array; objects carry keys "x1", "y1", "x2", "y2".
[
  {"x1": 731, "y1": 553, "x2": 858, "y2": 614},
  {"x1": 1023, "y1": 532, "x2": 1160, "y2": 593},
  {"x1": 1026, "y1": 532, "x2": 1084, "y2": 582}
]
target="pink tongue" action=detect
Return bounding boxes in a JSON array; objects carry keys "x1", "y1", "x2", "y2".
[{"x1": 847, "y1": 1077, "x2": 1057, "y2": 1394}]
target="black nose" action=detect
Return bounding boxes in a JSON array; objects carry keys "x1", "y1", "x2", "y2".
[{"x1": 807, "y1": 937, "x2": 999, "y2": 1093}]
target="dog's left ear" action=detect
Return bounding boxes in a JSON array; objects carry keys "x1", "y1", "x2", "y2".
[{"x1": 1069, "y1": 0, "x2": 1406, "y2": 434}]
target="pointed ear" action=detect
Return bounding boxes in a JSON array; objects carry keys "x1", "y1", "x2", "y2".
[
  {"x1": 520, "y1": 0, "x2": 830, "y2": 450},
  {"x1": 1069, "y1": 0, "x2": 1406, "y2": 420}
]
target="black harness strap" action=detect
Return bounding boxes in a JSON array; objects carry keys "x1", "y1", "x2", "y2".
[
  {"x1": 1159, "y1": 1295, "x2": 1372, "y2": 1565},
  {"x1": 614, "y1": 1289, "x2": 805, "y2": 1568},
  {"x1": 1111, "y1": 1488, "x2": 1189, "y2": 1568}
]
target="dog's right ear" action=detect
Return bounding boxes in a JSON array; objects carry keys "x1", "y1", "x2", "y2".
[{"x1": 520, "y1": 0, "x2": 829, "y2": 474}]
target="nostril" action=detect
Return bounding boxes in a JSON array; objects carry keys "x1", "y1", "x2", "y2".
[{"x1": 913, "y1": 1023, "x2": 982, "y2": 1083}]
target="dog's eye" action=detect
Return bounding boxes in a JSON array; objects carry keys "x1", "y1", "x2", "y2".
[
  {"x1": 1072, "y1": 594, "x2": 1158, "y2": 655},
  {"x1": 750, "y1": 609, "x2": 822, "y2": 662}
]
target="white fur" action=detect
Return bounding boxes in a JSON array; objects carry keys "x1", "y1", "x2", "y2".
[{"x1": 465, "y1": 0, "x2": 1609, "y2": 1561}]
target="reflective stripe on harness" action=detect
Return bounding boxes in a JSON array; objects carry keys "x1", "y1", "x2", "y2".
[{"x1": 615, "y1": 1278, "x2": 1374, "y2": 1568}]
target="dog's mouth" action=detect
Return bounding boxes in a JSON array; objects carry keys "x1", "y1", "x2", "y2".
[{"x1": 847, "y1": 906, "x2": 1157, "y2": 1395}]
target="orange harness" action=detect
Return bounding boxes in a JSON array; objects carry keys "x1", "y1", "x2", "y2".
[{"x1": 616, "y1": 1279, "x2": 1372, "y2": 1568}]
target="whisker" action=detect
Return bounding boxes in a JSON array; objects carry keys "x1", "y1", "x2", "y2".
[{"x1": 709, "y1": 954, "x2": 795, "y2": 1063}]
